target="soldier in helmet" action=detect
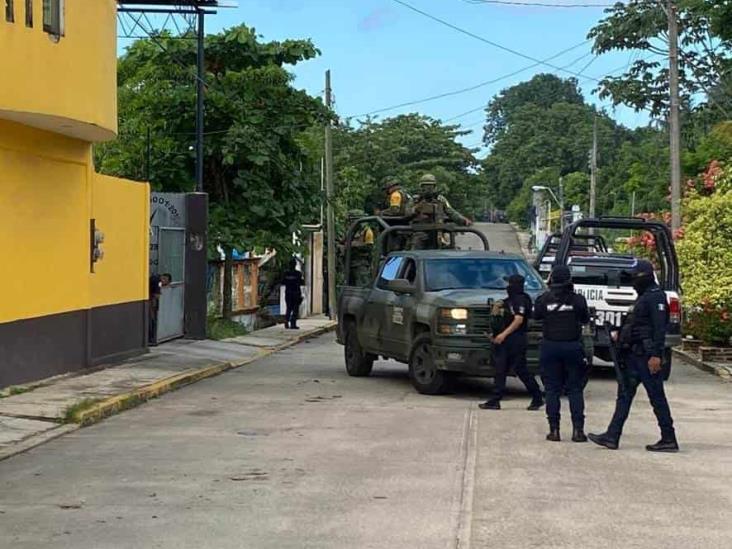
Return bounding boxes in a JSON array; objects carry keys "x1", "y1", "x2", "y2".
[
  {"x1": 381, "y1": 177, "x2": 412, "y2": 218},
  {"x1": 344, "y1": 209, "x2": 375, "y2": 287},
  {"x1": 411, "y1": 173, "x2": 471, "y2": 249}
]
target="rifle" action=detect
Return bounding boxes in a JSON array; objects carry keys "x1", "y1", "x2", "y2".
[{"x1": 602, "y1": 322, "x2": 629, "y2": 394}]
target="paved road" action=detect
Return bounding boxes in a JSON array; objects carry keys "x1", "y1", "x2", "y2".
[
  {"x1": 472, "y1": 222, "x2": 523, "y2": 255},
  {"x1": 1, "y1": 332, "x2": 731, "y2": 549}
]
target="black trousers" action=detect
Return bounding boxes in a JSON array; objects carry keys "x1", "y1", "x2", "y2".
[
  {"x1": 541, "y1": 340, "x2": 586, "y2": 429},
  {"x1": 285, "y1": 293, "x2": 301, "y2": 328},
  {"x1": 607, "y1": 352, "x2": 675, "y2": 441},
  {"x1": 492, "y1": 335, "x2": 542, "y2": 401}
]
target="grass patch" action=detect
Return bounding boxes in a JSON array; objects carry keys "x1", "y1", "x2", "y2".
[
  {"x1": 0, "y1": 385, "x2": 32, "y2": 398},
  {"x1": 63, "y1": 398, "x2": 102, "y2": 424},
  {"x1": 208, "y1": 317, "x2": 249, "y2": 340}
]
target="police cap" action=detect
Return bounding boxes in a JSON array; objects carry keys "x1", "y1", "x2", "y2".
[
  {"x1": 505, "y1": 274, "x2": 525, "y2": 286},
  {"x1": 631, "y1": 259, "x2": 655, "y2": 278}
]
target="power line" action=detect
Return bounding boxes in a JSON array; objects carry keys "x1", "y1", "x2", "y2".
[
  {"x1": 461, "y1": 0, "x2": 612, "y2": 7},
  {"x1": 347, "y1": 39, "x2": 590, "y2": 118},
  {"x1": 391, "y1": 0, "x2": 601, "y2": 81}
]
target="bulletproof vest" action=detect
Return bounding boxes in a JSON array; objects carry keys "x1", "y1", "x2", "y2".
[
  {"x1": 414, "y1": 198, "x2": 446, "y2": 224},
  {"x1": 542, "y1": 291, "x2": 581, "y2": 342},
  {"x1": 620, "y1": 296, "x2": 654, "y2": 346}
]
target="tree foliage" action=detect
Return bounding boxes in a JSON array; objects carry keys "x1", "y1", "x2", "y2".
[
  {"x1": 96, "y1": 25, "x2": 327, "y2": 258},
  {"x1": 589, "y1": 0, "x2": 732, "y2": 118}
]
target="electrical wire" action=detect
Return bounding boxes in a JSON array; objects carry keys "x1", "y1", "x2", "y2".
[
  {"x1": 391, "y1": 0, "x2": 602, "y2": 81},
  {"x1": 461, "y1": 0, "x2": 612, "y2": 8}
]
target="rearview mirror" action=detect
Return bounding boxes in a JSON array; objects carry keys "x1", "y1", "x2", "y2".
[{"x1": 386, "y1": 279, "x2": 415, "y2": 294}]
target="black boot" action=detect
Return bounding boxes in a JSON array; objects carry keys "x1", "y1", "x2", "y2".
[
  {"x1": 588, "y1": 432, "x2": 619, "y2": 450},
  {"x1": 546, "y1": 427, "x2": 560, "y2": 442},
  {"x1": 527, "y1": 396, "x2": 544, "y2": 411},
  {"x1": 572, "y1": 427, "x2": 588, "y2": 443},
  {"x1": 479, "y1": 398, "x2": 501, "y2": 410},
  {"x1": 646, "y1": 438, "x2": 679, "y2": 453}
]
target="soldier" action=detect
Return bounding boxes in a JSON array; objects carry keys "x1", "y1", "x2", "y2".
[
  {"x1": 589, "y1": 260, "x2": 678, "y2": 452},
  {"x1": 346, "y1": 209, "x2": 375, "y2": 287},
  {"x1": 381, "y1": 177, "x2": 411, "y2": 218},
  {"x1": 411, "y1": 173, "x2": 471, "y2": 249}
]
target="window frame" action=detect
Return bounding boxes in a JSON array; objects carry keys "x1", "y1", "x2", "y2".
[
  {"x1": 376, "y1": 256, "x2": 404, "y2": 290},
  {"x1": 6, "y1": 0, "x2": 15, "y2": 23},
  {"x1": 25, "y1": 0, "x2": 31, "y2": 27},
  {"x1": 43, "y1": 0, "x2": 63, "y2": 37}
]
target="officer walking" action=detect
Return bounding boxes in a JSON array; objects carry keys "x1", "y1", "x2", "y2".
[
  {"x1": 589, "y1": 260, "x2": 679, "y2": 452},
  {"x1": 534, "y1": 265, "x2": 590, "y2": 442},
  {"x1": 479, "y1": 274, "x2": 544, "y2": 411},
  {"x1": 282, "y1": 258, "x2": 304, "y2": 330}
]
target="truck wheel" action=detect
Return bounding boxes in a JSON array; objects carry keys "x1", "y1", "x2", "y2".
[
  {"x1": 409, "y1": 334, "x2": 447, "y2": 395},
  {"x1": 344, "y1": 322, "x2": 374, "y2": 377}
]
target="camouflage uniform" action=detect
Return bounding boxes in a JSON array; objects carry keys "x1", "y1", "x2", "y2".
[
  {"x1": 411, "y1": 174, "x2": 470, "y2": 249},
  {"x1": 381, "y1": 177, "x2": 413, "y2": 218},
  {"x1": 346, "y1": 209, "x2": 375, "y2": 287}
]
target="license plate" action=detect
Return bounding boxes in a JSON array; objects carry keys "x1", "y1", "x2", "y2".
[{"x1": 594, "y1": 310, "x2": 625, "y2": 327}]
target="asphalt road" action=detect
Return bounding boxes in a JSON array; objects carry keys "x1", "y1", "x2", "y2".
[{"x1": 1, "y1": 223, "x2": 731, "y2": 548}]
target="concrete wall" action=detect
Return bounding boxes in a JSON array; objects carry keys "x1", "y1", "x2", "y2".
[{"x1": 0, "y1": 0, "x2": 118, "y2": 142}]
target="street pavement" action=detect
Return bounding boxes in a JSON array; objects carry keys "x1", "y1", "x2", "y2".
[{"x1": 1, "y1": 223, "x2": 731, "y2": 548}]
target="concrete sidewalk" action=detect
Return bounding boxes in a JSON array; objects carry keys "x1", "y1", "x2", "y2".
[{"x1": 0, "y1": 316, "x2": 335, "y2": 461}]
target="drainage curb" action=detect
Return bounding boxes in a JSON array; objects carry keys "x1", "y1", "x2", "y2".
[{"x1": 673, "y1": 348, "x2": 732, "y2": 382}]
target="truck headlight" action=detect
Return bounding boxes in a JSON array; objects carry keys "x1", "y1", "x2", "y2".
[{"x1": 440, "y1": 308, "x2": 469, "y2": 321}]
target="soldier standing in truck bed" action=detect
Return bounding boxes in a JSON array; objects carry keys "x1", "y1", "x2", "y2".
[
  {"x1": 411, "y1": 173, "x2": 471, "y2": 249},
  {"x1": 381, "y1": 177, "x2": 412, "y2": 218}
]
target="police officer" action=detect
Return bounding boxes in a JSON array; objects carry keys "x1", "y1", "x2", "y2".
[
  {"x1": 381, "y1": 177, "x2": 411, "y2": 218},
  {"x1": 282, "y1": 258, "x2": 304, "y2": 330},
  {"x1": 534, "y1": 265, "x2": 590, "y2": 442},
  {"x1": 589, "y1": 260, "x2": 678, "y2": 452},
  {"x1": 479, "y1": 274, "x2": 544, "y2": 411}
]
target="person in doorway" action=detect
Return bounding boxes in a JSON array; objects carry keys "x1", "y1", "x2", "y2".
[
  {"x1": 479, "y1": 274, "x2": 544, "y2": 411},
  {"x1": 148, "y1": 273, "x2": 162, "y2": 346},
  {"x1": 534, "y1": 265, "x2": 591, "y2": 443},
  {"x1": 282, "y1": 258, "x2": 304, "y2": 330},
  {"x1": 588, "y1": 260, "x2": 678, "y2": 452},
  {"x1": 160, "y1": 273, "x2": 172, "y2": 287}
]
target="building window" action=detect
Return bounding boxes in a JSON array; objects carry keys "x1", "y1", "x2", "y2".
[
  {"x1": 43, "y1": 0, "x2": 63, "y2": 37},
  {"x1": 25, "y1": 0, "x2": 31, "y2": 27},
  {"x1": 5, "y1": 0, "x2": 15, "y2": 23}
]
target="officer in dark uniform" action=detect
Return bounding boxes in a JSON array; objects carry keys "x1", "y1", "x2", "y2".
[
  {"x1": 589, "y1": 260, "x2": 678, "y2": 452},
  {"x1": 282, "y1": 258, "x2": 304, "y2": 330},
  {"x1": 479, "y1": 274, "x2": 544, "y2": 411},
  {"x1": 534, "y1": 265, "x2": 590, "y2": 443}
]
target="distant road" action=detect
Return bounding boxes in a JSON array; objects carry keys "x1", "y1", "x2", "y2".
[{"x1": 470, "y1": 222, "x2": 523, "y2": 255}]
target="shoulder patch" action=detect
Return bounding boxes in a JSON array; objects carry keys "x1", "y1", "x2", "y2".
[{"x1": 658, "y1": 303, "x2": 665, "y2": 311}]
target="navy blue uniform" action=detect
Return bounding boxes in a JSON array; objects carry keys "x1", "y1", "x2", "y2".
[
  {"x1": 534, "y1": 288, "x2": 590, "y2": 430},
  {"x1": 282, "y1": 269, "x2": 304, "y2": 329},
  {"x1": 607, "y1": 284, "x2": 675, "y2": 441},
  {"x1": 492, "y1": 293, "x2": 542, "y2": 401}
]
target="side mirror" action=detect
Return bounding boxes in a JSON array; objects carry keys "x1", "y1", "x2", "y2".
[{"x1": 386, "y1": 279, "x2": 415, "y2": 295}]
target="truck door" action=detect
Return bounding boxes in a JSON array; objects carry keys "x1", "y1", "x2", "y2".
[
  {"x1": 387, "y1": 257, "x2": 418, "y2": 360},
  {"x1": 361, "y1": 256, "x2": 403, "y2": 353}
]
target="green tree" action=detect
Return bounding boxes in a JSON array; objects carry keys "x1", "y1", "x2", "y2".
[{"x1": 96, "y1": 26, "x2": 327, "y2": 318}]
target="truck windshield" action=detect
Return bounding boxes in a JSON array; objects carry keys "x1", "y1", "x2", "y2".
[{"x1": 425, "y1": 258, "x2": 544, "y2": 292}]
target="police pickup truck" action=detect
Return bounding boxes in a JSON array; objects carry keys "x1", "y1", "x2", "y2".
[
  {"x1": 553, "y1": 217, "x2": 682, "y2": 373},
  {"x1": 336, "y1": 219, "x2": 592, "y2": 394}
]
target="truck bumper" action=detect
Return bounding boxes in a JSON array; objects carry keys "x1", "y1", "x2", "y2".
[{"x1": 431, "y1": 341, "x2": 540, "y2": 377}]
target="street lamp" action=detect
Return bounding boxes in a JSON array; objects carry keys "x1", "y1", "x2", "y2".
[{"x1": 532, "y1": 185, "x2": 565, "y2": 230}]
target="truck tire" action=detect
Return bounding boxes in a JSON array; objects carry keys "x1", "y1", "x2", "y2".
[
  {"x1": 344, "y1": 322, "x2": 374, "y2": 377},
  {"x1": 408, "y1": 334, "x2": 448, "y2": 395}
]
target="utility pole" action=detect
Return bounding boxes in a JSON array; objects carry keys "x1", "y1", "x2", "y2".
[
  {"x1": 667, "y1": 0, "x2": 682, "y2": 233},
  {"x1": 324, "y1": 70, "x2": 337, "y2": 320},
  {"x1": 558, "y1": 176, "x2": 565, "y2": 231},
  {"x1": 195, "y1": 8, "x2": 205, "y2": 193},
  {"x1": 589, "y1": 116, "x2": 597, "y2": 219}
]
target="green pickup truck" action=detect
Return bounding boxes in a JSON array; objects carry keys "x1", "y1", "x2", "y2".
[{"x1": 336, "y1": 220, "x2": 591, "y2": 394}]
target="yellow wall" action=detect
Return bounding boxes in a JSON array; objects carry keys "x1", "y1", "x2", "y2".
[
  {"x1": 0, "y1": 120, "x2": 149, "y2": 324},
  {"x1": 91, "y1": 174, "x2": 150, "y2": 308},
  {"x1": 0, "y1": 0, "x2": 118, "y2": 141}
]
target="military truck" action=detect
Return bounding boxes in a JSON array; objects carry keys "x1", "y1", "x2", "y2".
[{"x1": 336, "y1": 219, "x2": 593, "y2": 394}]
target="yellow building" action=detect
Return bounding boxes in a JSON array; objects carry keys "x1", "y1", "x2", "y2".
[{"x1": 0, "y1": 0, "x2": 150, "y2": 387}]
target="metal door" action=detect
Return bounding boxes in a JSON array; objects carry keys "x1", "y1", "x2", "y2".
[{"x1": 156, "y1": 227, "x2": 186, "y2": 342}]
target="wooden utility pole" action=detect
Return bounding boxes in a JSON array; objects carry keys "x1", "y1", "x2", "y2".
[
  {"x1": 589, "y1": 116, "x2": 597, "y2": 219},
  {"x1": 667, "y1": 0, "x2": 682, "y2": 233},
  {"x1": 324, "y1": 70, "x2": 337, "y2": 320}
]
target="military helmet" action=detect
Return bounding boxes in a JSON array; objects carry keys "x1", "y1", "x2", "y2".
[
  {"x1": 382, "y1": 176, "x2": 400, "y2": 191},
  {"x1": 347, "y1": 209, "x2": 366, "y2": 220},
  {"x1": 419, "y1": 173, "x2": 438, "y2": 188}
]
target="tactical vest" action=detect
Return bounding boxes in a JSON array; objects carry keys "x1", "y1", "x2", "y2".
[
  {"x1": 543, "y1": 292, "x2": 581, "y2": 342},
  {"x1": 489, "y1": 299, "x2": 513, "y2": 336},
  {"x1": 414, "y1": 198, "x2": 446, "y2": 224}
]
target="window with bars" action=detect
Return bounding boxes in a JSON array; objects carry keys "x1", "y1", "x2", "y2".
[{"x1": 43, "y1": 0, "x2": 63, "y2": 37}]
